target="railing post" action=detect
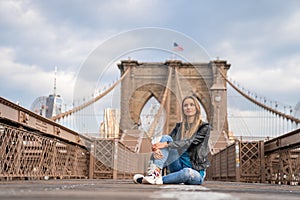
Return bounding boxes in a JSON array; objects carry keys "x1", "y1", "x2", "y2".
[
  {"x1": 260, "y1": 140, "x2": 265, "y2": 183},
  {"x1": 112, "y1": 139, "x2": 118, "y2": 179},
  {"x1": 235, "y1": 140, "x2": 240, "y2": 182},
  {"x1": 226, "y1": 145, "x2": 228, "y2": 180},
  {"x1": 89, "y1": 141, "x2": 95, "y2": 179}
]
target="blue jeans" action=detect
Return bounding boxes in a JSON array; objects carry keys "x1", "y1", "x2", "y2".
[{"x1": 152, "y1": 135, "x2": 206, "y2": 185}]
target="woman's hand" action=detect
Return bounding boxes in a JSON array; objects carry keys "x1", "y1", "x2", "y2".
[
  {"x1": 152, "y1": 142, "x2": 169, "y2": 159},
  {"x1": 152, "y1": 142, "x2": 168, "y2": 151}
]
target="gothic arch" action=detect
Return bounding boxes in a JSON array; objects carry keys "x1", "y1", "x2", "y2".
[
  {"x1": 129, "y1": 83, "x2": 181, "y2": 133},
  {"x1": 118, "y1": 59, "x2": 231, "y2": 152}
]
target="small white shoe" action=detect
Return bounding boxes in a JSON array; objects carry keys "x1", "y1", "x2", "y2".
[
  {"x1": 133, "y1": 174, "x2": 144, "y2": 184},
  {"x1": 155, "y1": 176, "x2": 163, "y2": 184},
  {"x1": 142, "y1": 175, "x2": 163, "y2": 185}
]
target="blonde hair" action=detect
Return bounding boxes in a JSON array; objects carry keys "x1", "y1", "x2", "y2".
[{"x1": 181, "y1": 95, "x2": 202, "y2": 139}]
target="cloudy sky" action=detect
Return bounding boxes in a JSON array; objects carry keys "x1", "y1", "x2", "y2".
[{"x1": 1, "y1": 0, "x2": 300, "y2": 114}]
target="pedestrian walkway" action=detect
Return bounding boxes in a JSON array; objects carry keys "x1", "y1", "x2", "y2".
[{"x1": 0, "y1": 179, "x2": 299, "y2": 200}]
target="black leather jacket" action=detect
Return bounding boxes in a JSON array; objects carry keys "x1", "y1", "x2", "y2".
[{"x1": 167, "y1": 122, "x2": 211, "y2": 171}]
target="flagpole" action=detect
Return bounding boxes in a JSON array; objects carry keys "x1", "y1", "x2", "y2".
[
  {"x1": 171, "y1": 41, "x2": 175, "y2": 60},
  {"x1": 172, "y1": 51, "x2": 176, "y2": 60}
]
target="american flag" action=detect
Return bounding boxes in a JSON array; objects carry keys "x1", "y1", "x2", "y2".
[{"x1": 173, "y1": 42, "x2": 184, "y2": 51}]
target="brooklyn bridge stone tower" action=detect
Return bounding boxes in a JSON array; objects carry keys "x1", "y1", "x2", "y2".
[{"x1": 118, "y1": 59, "x2": 231, "y2": 153}]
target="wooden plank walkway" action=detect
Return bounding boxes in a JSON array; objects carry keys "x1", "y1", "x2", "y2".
[{"x1": 0, "y1": 179, "x2": 299, "y2": 200}]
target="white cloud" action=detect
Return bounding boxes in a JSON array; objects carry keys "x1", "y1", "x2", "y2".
[
  {"x1": 208, "y1": 5, "x2": 300, "y2": 107},
  {"x1": 281, "y1": 10, "x2": 300, "y2": 43},
  {"x1": 228, "y1": 56, "x2": 299, "y2": 103},
  {"x1": 0, "y1": 47, "x2": 76, "y2": 108},
  {"x1": 0, "y1": 0, "x2": 299, "y2": 115}
]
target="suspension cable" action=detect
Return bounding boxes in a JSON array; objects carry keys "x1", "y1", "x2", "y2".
[
  {"x1": 218, "y1": 68, "x2": 300, "y2": 124},
  {"x1": 147, "y1": 67, "x2": 173, "y2": 140},
  {"x1": 52, "y1": 68, "x2": 131, "y2": 121}
]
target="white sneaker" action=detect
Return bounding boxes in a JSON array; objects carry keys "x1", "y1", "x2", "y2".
[
  {"x1": 155, "y1": 176, "x2": 163, "y2": 184},
  {"x1": 141, "y1": 162, "x2": 163, "y2": 185},
  {"x1": 133, "y1": 174, "x2": 144, "y2": 184},
  {"x1": 142, "y1": 175, "x2": 163, "y2": 185}
]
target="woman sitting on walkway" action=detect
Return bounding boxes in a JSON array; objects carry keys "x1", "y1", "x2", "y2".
[{"x1": 133, "y1": 95, "x2": 211, "y2": 185}]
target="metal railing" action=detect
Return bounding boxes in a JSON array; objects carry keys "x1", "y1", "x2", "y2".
[
  {"x1": 0, "y1": 96, "x2": 90, "y2": 180},
  {"x1": 207, "y1": 128, "x2": 300, "y2": 185},
  {"x1": 89, "y1": 139, "x2": 150, "y2": 179},
  {"x1": 264, "y1": 128, "x2": 300, "y2": 185},
  {"x1": 0, "y1": 122, "x2": 89, "y2": 180},
  {"x1": 207, "y1": 140, "x2": 264, "y2": 182}
]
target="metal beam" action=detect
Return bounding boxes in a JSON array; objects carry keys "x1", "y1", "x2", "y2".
[
  {"x1": 264, "y1": 128, "x2": 300, "y2": 154},
  {"x1": 0, "y1": 96, "x2": 92, "y2": 148}
]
